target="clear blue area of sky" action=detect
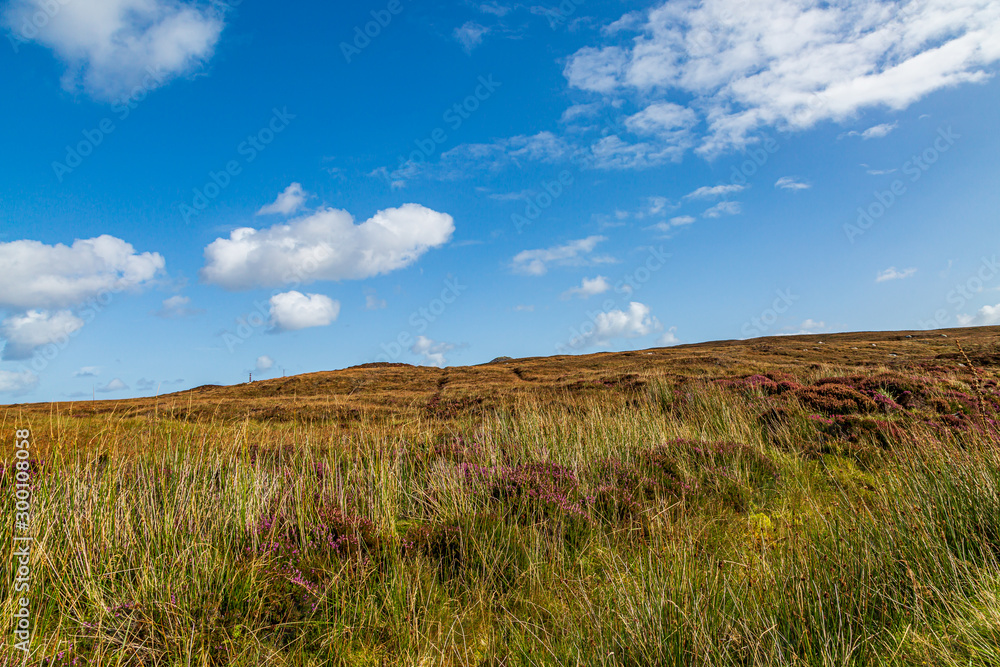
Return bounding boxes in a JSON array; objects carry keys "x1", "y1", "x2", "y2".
[{"x1": 1, "y1": 0, "x2": 998, "y2": 402}]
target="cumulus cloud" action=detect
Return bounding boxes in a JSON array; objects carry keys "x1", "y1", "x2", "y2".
[
  {"x1": 201, "y1": 204, "x2": 454, "y2": 290},
  {"x1": 657, "y1": 327, "x2": 681, "y2": 346},
  {"x1": 562, "y1": 276, "x2": 611, "y2": 299},
  {"x1": 96, "y1": 378, "x2": 128, "y2": 393},
  {"x1": 268, "y1": 291, "x2": 340, "y2": 332},
  {"x1": 685, "y1": 184, "x2": 745, "y2": 199},
  {"x1": 565, "y1": 46, "x2": 627, "y2": 94},
  {"x1": 703, "y1": 201, "x2": 742, "y2": 218},
  {"x1": 3, "y1": 0, "x2": 224, "y2": 101},
  {"x1": 1, "y1": 310, "x2": 84, "y2": 360},
  {"x1": 0, "y1": 369, "x2": 38, "y2": 395},
  {"x1": 255, "y1": 355, "x2": 274, "y2": 371},
  {"x1": 624, "y1": 101, "x2": 697, "y2": 146},
  {"x1": 573, "y1": 302, "x2": 660, "y2": 348},
  {"x1": 411, "y1": 335, "x2": 456, "y2": 367},
  {"x1": 74, "y1": 366, "x2": 100, "y2": 377},
  {"x1": 564, "y1": 0, "x2": 1000, "y2": 154},
  {"x1": 511, "y1": 236, "x2": 611, "y2": 276},
  {"x1": 0, "y1": 235, "x2": 164, "y2": 310},
  {"x1": 670, "y1": 215, "x2": 697, "y2": 226},
  {"x1": 957, "y1": 303, "x2": 1000, "y2": 326},
  {"x1": 876, "y1": 266, "x2": 917, "y2": 282},
  {"x1": 775, "y1": 176, "x2": 811, "y2": 190},
  {"x1": 257, "y1": 183, "x2": 307, "y2": 216}
]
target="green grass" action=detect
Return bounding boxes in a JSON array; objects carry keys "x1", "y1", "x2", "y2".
[{"x1": 2, "y1": 371, "x2": 999, "y2": 666}]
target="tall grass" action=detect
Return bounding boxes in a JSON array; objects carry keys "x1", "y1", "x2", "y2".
[{"x1": 2, "y1": 374, "x2": 998, "y2": 665}]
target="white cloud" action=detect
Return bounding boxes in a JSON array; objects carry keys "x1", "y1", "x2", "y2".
[
  {"x1": 703, "y1": 201, "x2": 742, "y2": 218},
  {"x1": 844, "y1": 122, "x2": 900, "y2": 140},
  {"x1": 957, "y1": 303, "x2": 1000, "y2": 326},
  {"x1": 411, "y1": 335, "x2": 455, "y2": 367},
  {"x1": 511, "y1": 236, "x2": 611, "y2": 276},
  {"x1": 562, "y1": 276, "x2": 611, "y2": 299},
  {"x1": 603, "y1": 11, "x2": 644, "y2": 35},
  {"x1": 685, "y1": 184, "x2": 745, "y2": 199},
  {"x1": 96, "y1": 378, "x2": 128, "y2": 393},
  {"x1": 200, "y1": 204, "x2": 454, "y2": 290},
  {"x1": 514, "y1": 304, "x2": 535, "y2": 312},
  {"x1": 0, "y1": 369, "x2": 38, "y2": 395},
  {"x1": 564, "y1": 46, "x2": 627, "y2": 94},
  {"x1": 156, "y1": 295, "x2": 202, "y2": 319},
  {"x1": 479, "y1": 3, "x2": 511, "y2": 17},
  {"x1": 565, "y1": 0, "x2": 1000, "y2": 154},
  {"x1": 645, "y1": 196, "x2": 673, "y2": 216},
  {"x1": 74, "y1": 366, "x2": 101, "y2": 377},
  {"x1": 775, "y1": 176, "x2": 811, "y2": 190},
  {"x1": 573, "y1": 301, "x2": 660, "y2": 348},
  {"x1": 1, "y1": 310, "x2": 84, "y2": 360},
  {"x1": 3, "y1": 0, "x2": 224, "y2": 101},
  {"x1": 876, "y1": 266, "x2": 917, "y2": 282},
  {"x1": 454, "y1": 21, "x2": 490, "y2": 52},
  {"x1": 268, "y1": 291, "x2": 340, "y2": 332},
  {"x1": 798, "y1": 319, "x2": 829, "y2": 333},
  {"x1": 624, "y1": 102, "x2": 698, "y2": 151},
  {"x1": 365, "y1": 289, "x2": 387, "y2": 310},
  {"x1": 657, "y1": 327, "x2": 681, "y2": 346},
  {"x1": 255, "y1": 355, "x2": 274, "y2": 372},
  {"x1": 257, "y1": 183, "x2": 307, "y2": 216},
  {"x1": 0, "y1": 235, "x2": 164, "y2": 310},
  {"x1": 670, "y1": 215, "x2": 697, "y2": 226}
]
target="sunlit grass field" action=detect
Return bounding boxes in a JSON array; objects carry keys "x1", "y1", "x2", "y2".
[{"x1": 3, "y1": 334, "x2": 999, "y2": 665}]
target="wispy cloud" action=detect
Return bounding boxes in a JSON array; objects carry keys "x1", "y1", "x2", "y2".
[
  {"x1": 876, "y1": 267, "x2": 917, "y2": 283},
  {"x1": 684, "y1": 184, "x2": 745, "y2": 199},
  {"x1": 775, "y1": 177, "x2": 810, "y2": 191},
  {"x1": 511, "y1": 236, "x2": 613, "y2": 276},
  {"x1": 843, "y1": 122, "x2": 899, "y2": 140},
  {"x1": 703, "y1": 201, "x2": 742, "y2": 218},
  {"x1": 561, "y1": 276, "x2": 611, "y2": 299}
]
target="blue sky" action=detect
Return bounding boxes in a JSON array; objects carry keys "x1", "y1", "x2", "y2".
[{"x1": 1, "y1": 0, "x2": 999, "y2": 402}]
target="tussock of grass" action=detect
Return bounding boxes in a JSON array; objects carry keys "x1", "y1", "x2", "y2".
[{"x1": 3, "y1": 357, "x2": 999, "y2": 665}]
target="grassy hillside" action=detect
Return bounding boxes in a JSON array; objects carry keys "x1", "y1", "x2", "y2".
[{"x1": 2, "y1": 327, "x2": 999, "y2": 665}]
